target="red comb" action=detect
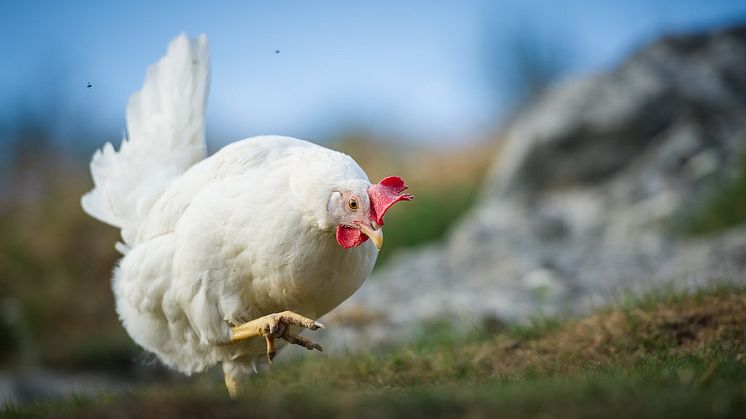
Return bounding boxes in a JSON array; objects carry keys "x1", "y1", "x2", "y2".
[{"x1": 368, "y1": 176, "x2": 414, "y2": 225}]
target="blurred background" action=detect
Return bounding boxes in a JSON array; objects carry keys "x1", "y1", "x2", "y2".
[{"x1": 2, "y1": 0, "x2": 746, "y2": 408}]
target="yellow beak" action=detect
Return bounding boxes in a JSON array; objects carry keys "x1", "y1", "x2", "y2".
[{"x1": 359, "y1": 224, "x2": 384, "y2": 250}]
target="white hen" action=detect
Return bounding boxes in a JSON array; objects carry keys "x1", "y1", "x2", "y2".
[{"x1": 82, "y1": 34, "x2": 412, "y2": 396}]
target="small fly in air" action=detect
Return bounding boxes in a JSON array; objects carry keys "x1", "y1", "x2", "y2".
[{"x1": 87, "y1": 82, "x2": 93, "y2": 89}]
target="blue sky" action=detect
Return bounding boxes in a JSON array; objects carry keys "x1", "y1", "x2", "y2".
[{"x1": 1, "y1": 0, "x2": 746, "y2": 151}]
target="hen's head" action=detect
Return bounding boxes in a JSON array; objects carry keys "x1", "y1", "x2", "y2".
[{"x1": 326, "y1": 176, "x2": 413, "y2": 250}]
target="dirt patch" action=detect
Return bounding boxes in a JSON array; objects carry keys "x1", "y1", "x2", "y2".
[{"x1": 464, "y1": 290, "x2": 746, "y2": 377}]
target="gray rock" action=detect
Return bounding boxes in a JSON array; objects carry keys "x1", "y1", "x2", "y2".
[{"x1": 318, "y1": 25, "x2": 746, "y2": 352}]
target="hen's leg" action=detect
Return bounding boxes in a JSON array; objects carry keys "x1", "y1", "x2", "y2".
[
  {"x1": 230, "y1": 311, "x2": 325, "y2": 364},
  {"x1": 222, "y1": 360, "x2": 253, "y2": 399},
  {"x1": 224, "y1": 371, "x2": 240, "y2": 398}
]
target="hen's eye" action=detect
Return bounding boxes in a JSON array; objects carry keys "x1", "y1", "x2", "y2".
[{"x1": 347, "y1": 198, "x2": 359, "y2": 210}]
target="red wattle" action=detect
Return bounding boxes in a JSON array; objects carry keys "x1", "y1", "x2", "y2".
[{"x1": 336, "y1": 225, "x2": 369, "y2": 248}]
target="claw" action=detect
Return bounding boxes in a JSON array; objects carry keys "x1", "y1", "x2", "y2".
[{"x1": 265, "y1": 335, "x2": 276, "y2": 365}]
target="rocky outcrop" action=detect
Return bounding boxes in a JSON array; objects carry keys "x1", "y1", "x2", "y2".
[{"x1": 318, "y1": 25, "x2": 746, "y2": 351}]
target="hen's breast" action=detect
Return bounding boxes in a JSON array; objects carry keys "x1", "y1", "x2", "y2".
[
  {"x1": 210, "y1": 185, "x2": 378, "y2": 323},
  {"x1": 242, "y1": 230, "x2": 376, "y2": 319}
]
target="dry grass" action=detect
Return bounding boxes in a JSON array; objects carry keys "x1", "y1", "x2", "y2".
[{"x1": 463, "y1": 290, "x2": 746, "y2": 380}]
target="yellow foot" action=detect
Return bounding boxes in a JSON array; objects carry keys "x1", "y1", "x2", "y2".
[{"x1": 230, "y1": 311, "x2": 325, "y2": 364}]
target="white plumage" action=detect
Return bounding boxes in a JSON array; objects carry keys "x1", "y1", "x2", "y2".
[
  {"x1": 83, "y1": 34, "x2": 209, "y2": 249},
  {"x1": 82, "y1": 34, "x2": 411, "y2": 393}
]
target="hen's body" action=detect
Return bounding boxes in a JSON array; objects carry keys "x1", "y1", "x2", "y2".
[
  {"x1": 81, "y1": 35, "x2": 411, "y2": 392},
  {"x1": 115, "y1": 136, "x2": 377, "y2": 374}
]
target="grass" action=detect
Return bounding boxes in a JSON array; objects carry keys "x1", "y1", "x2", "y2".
[
  {"x1": 5, "y1": 287, "x2": 746, "y2": 418},
  {"x1": 680, "y1": 152, "x2": 746, "y2": 235}
]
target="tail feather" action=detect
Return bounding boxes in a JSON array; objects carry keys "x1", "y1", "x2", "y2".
[{"x1": 82, "y1": 34, "x2": 210, "y2": 248}]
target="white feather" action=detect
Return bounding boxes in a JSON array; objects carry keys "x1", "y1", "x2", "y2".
[{"x1": 82, "y1": 33, "x2": 209, "y2": 247}]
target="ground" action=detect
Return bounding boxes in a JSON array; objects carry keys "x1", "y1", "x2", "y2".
[{"x1": 4, "y1": 287, "x2": 745, "y2": 418}]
